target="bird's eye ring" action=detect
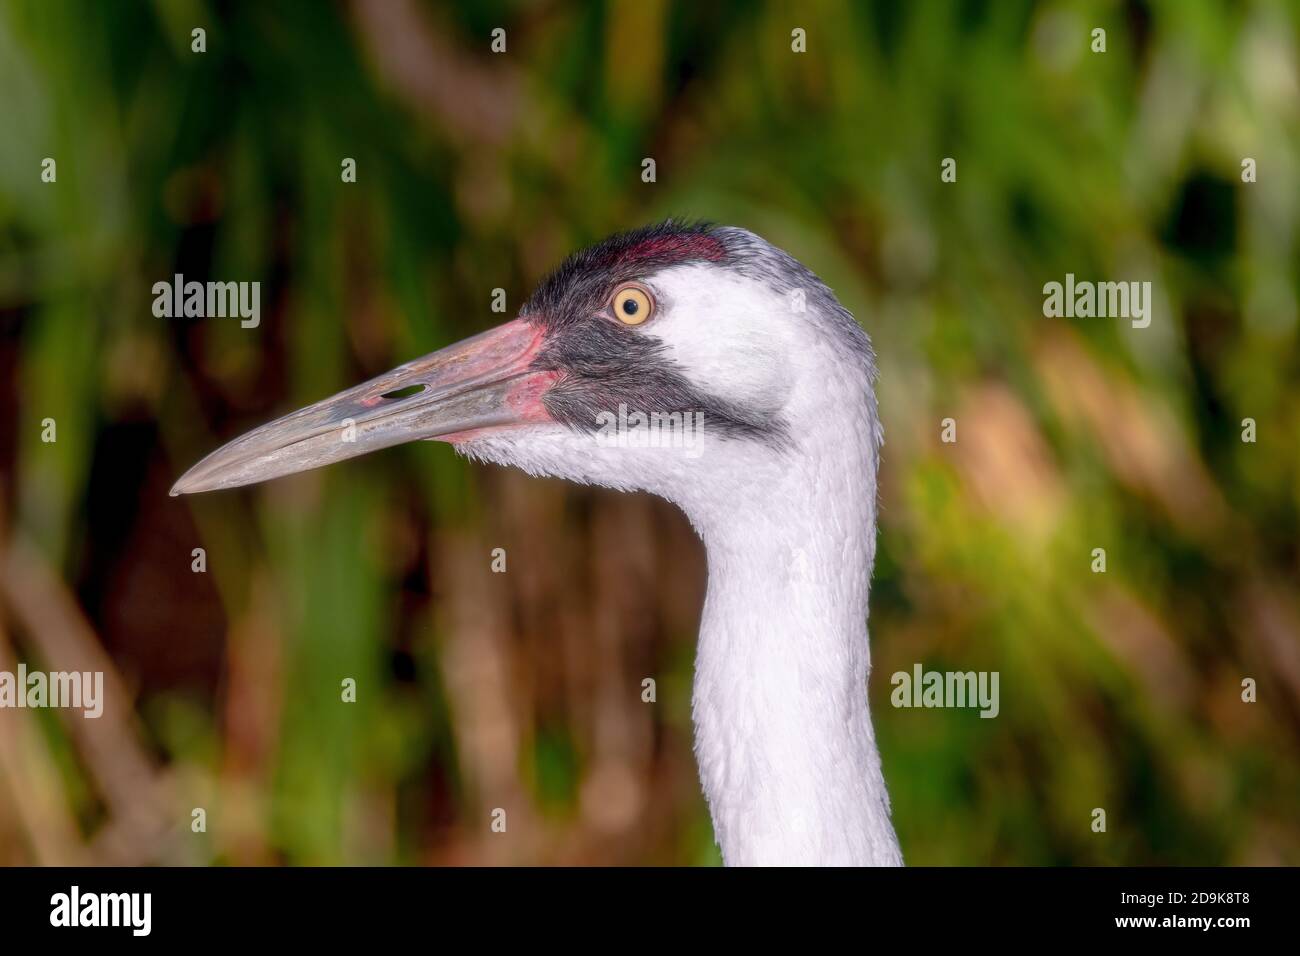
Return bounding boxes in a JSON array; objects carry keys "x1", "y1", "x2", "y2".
[{"x1": 611, "y1": 284, "x2": 654, "y2": 325}]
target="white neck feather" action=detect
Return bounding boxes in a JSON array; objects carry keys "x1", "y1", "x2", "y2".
[{"x1": 681, "y1": 408, "x2": 900, "y2": 866}]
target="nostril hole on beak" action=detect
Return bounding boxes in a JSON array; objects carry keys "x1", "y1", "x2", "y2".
[{"x1": 379, "y1": 384, "x2": 427, "y2": 401}]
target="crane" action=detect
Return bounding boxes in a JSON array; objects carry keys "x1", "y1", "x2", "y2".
[{"x1": 172, "y1": 221, "x2": 903, "y2": 866}]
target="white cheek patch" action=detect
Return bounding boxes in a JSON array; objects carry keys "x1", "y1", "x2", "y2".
[{"x1": 642, "y1": 264, "x2": 803, "y2": 416}]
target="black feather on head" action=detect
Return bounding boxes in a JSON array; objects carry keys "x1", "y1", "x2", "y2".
[{"x1": 522, "y1": 220, "x2": 783, "y2": 444}]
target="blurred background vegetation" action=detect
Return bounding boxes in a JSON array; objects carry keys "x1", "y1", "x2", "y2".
[{"x1": 0, "y1": 0, "x2": 1297, "y2": 865}]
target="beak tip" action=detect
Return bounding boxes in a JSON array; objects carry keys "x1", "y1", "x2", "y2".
[{"x1": 170, "y1": 469, "x2": 205, "y2": 497}]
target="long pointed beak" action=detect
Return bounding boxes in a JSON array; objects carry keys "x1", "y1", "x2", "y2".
[{"x1": 170, "y1": 318, "x2": 553, "y2": 496}]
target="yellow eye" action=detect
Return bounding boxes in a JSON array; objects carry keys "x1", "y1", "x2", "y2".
[{"x1": 612, "y1": 285, "x2": 653, "y2": 325}]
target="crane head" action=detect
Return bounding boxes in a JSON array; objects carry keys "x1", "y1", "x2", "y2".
[{"x1": 171, "y1": 221, "x2": 878, "y2": 504}]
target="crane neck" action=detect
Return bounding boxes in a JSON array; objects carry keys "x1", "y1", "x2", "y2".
[{"x1": 680, "y1": 433, "x2": 902, "y2": 866}]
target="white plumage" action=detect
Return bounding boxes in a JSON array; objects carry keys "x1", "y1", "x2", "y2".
[{"x1": 460, "y1": 248, "x2": 902, "y2": 865}]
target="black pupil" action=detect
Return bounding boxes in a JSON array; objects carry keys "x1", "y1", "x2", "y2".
[{"x1": 622, "y1": 298, "x2": 639, "y2": 315}]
